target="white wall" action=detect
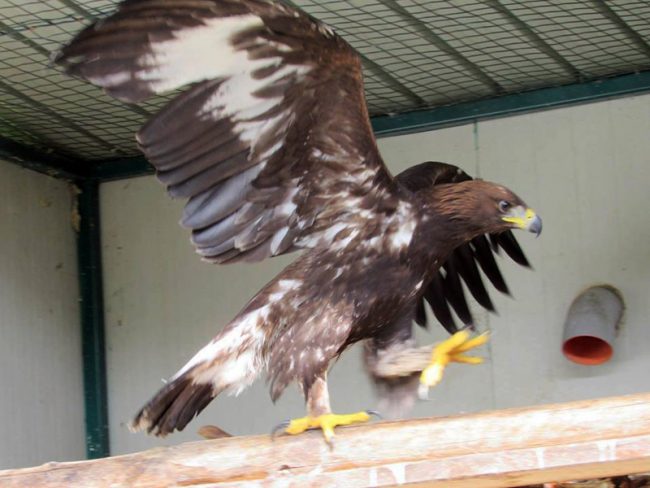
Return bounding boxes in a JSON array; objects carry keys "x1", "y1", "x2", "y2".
[
  {"x1": 0, "y1": 160, "x2": 84, "y2": 469},
  {"x1": 101, "y1": 93, "x2": 650, "y2": 455}
]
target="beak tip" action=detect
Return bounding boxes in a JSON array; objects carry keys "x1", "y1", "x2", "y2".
[{"x1": 529, "y1": 215, "x2": 543, "y2": 237}]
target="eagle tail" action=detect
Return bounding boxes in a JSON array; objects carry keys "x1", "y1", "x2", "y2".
[
  {"x1": 129, "y1": 370, "x2": 217, "y2": 437},
  {"x1": 129, "y1": 314, "x2": 265, "y2": 436}
]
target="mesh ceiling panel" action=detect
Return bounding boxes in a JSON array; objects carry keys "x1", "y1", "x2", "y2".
[{"x1": 1, "y1": 0, "x2": 650, "y2": 162}]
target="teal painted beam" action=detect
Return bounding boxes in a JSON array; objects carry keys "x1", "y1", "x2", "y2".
[
  {"x1": 0, "y1": 137, "x2": 88, "y2": 180},
  {"x1": 88, "y1": 70, "x2": 650, "y2": 181},
  {"x1": 372, "y1": 70, "x2": 650, "y2": 137},
  {"x1": 76, "y1": 179, "x2": 110, "y2": 459},
  {"x1": 91, "y1": 156, "x2": 154, "y2": 182},
  {"x1": 3, "y1": 70, "x2": 650, "y2": 183}
]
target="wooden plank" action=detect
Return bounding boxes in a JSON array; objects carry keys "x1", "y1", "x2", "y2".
[{"x1": 1, "y1": 393, "x2": 649, "y2": 487}]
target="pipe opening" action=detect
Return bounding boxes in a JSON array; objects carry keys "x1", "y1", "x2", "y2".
[{"x1": 562, "y1": 335, "x2": 613, "y2": 365}]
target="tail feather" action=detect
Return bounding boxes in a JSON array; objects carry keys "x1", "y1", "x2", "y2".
[
  {"x1": 130, "y1": 315, "x2": 266, "y2": 436},
  {"x1": 129, "y1": 369, "x2": 217, "y2": 437}
]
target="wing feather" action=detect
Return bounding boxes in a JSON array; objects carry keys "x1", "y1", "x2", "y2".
[
  {"x1": 441, "y1": 260, "x2": 474, "y2": 326},
  {"x1": 395, "y1": 161, "x2": 531, "y2": 330},
  {"x1": 453, "y1": 244, "x2": 495, "y2": 311},
  {"x1": 424, "y1": 275, "x2": 458, "y2": 334},
  {"x1": 491, "y1": 232, "x2": 531, "y2": 268},
  {"x1": 414, "y1": 299, "x2": 427, "y2": 328},
  {"x1": 471, "y1": 235, "x2": 510, "y2": 294},
  {"x1": 55, "y1": 0, "x2": 393, "y2": 263},
  {"x1": 181, "y1": 164, "x2": 262, "y2": 229},
  {"x1": 365, "y1": 161, "x2": 533, "y2": 416}
]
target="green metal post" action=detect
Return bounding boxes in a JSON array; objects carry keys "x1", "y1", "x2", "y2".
[{"x1": 75, "y1": 179, "x2": 110, "y2": 458}]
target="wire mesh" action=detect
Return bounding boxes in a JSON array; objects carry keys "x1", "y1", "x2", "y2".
[{"x1": 1, "y1": 0, "x2": 650, "y2": 162}]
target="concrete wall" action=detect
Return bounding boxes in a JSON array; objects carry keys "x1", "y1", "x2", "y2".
[
  {"x1": 0, "y1": 160, "x2": 84, "y2": 469},
  {"x1": 101, "y1": 93, "x2": 650, "y2": 455}
]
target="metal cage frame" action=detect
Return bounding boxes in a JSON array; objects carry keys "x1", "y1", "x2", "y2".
[{"x1": 2, "y1": 0, "x2": 650, "y2": 459}]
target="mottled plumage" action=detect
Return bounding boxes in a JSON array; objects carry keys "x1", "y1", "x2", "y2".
[
  {"x1": 365, "y1": 162, "x2": 532, "y2": 416},
  {"x1": 56, "y1": 0, "x2": 541, "y2": 436}
]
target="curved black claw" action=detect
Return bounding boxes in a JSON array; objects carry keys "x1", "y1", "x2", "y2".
[
  {"x1": 365, "y1": 410, "x2": 383, "y2": 420},
  {"x1": 271, "y1": 420, "x2": 291, "y2": 440}
]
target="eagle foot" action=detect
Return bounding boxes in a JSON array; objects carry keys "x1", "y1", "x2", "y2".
[
  {"x1": 418, "y1": 330, "x2": 489, "y2": 399},
  {"x1": 271, "y1": 410, "x2": 381, "y2": 444}
]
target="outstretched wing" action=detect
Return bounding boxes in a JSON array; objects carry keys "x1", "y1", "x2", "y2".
[
  {"x1": 397, "y1": 161, "x2": 530, "y2": 333},
  {"x1": 55, "y1": 0, "x2": 394, "y2": 263}
]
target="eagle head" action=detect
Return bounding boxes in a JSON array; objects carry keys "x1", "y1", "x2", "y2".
[{"x1": 430, "y1": 180, "x2": 542, "y2": 238}]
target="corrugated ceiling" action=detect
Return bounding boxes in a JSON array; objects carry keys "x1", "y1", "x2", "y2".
[{"x1": 1, "y1": 0, "x2": 650, "y2": 162}]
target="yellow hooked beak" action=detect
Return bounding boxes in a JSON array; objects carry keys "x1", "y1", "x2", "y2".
[{"x1": 502, "y1": 207, "x2": 542, "y2": 236}]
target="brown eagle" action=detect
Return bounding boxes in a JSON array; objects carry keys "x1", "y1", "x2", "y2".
[{"x1": 56, "y1": 0, "x2": 542, "y2": 441}]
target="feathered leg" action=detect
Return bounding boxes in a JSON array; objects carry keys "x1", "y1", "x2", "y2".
[
  {"x1": 306, "y1": 375, "x2": 333, "y2": 417},
  {"x1": 273, "y1": 374, "x2": 378, "y2": 444},
  {"x1": 369, "y1": 331, "x2": 489, "y2": 404},
  {"x1": 364, "y1": 339, "x2": 428, "y2": 418}
]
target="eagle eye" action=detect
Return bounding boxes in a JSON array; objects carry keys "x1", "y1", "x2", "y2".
[{"x1": 498, "y1": 200, "x2": 511, "y2": 213}]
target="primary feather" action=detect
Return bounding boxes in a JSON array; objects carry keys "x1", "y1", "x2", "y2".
[{"x1": 57, "y1": 0, "x2": 392, "y2": 265}]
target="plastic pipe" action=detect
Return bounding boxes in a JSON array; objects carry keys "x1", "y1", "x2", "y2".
[{"x1": 562, "y1": 285, "x2": 624, "y2": 365}]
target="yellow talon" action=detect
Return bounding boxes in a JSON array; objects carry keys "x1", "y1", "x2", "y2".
[
  {"x1": 451, "y1": 354, "x2": 485, "y2": 364},
  {"x1": 419, "y1": 330, "x2": 489, "y2": 399},
  {"x1": 435, "y1": 329, "x2": 470, "y2": 354},
  {"x1": 277, "y1": 411, "x2": 374, "y2": 443},
  {"x1": 455, "y1": 332, "x2": 489, "y2": 352}
]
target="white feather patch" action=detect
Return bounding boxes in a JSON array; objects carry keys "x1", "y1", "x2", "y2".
[
  {"x1": 87, "y1": 70, "x2": 131, "y2": 87},
  {"x1": 200, "y1": 62, "x2": 309, "y2": 172},
  {"x1": 178, "y1": 340, "x2": 223, "y2": 377},
  {"x1": 171, "y1": 273, "x2": 307, "y2": 393},
  {"x1": 172, "y1": 305, "x2": 268, "y2": 394},
  {"x1": 137, "y1": 15, "x2": 265, "y2": 93},
  {"x1": 268, "y1": 279, "x2": 300, "y2": 302},
  {"x1": 270, "y1": 227, "x2": 290, "y2": 255},
  {"x1": 388, "y1": 201, "x2": 416, "y2": 251},
  {"x1": 323, "y1": 222, "x2": 347, "y2": 242}
]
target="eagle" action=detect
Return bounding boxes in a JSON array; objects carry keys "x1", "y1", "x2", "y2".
[{"x1": 55, "y1": 0, "x2": 542, "y2": 442}]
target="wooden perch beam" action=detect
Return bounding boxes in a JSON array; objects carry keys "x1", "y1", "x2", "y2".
[{"x1": 2, "y1": 393, "x2": 650, "y2": 487}]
